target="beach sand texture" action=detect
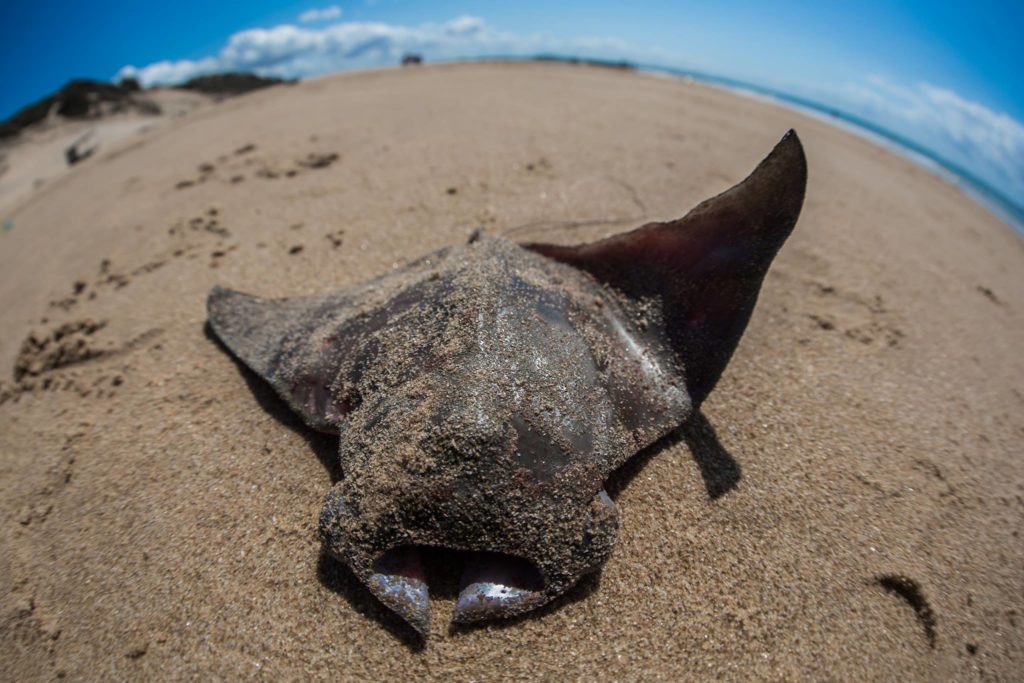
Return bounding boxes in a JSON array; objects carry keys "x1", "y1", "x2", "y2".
[{"x1": 1, "y1": 63, "x2": 1021, "y2": 680}]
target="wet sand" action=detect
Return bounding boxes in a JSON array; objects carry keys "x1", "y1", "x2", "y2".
[{"x1": 1, "y1": 62, "x2": 1021, "y2": 680}]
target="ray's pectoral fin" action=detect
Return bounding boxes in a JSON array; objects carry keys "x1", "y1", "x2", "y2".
[
  {"x1": 526, "y1": 130, "x2": 806, "y2": 404},
  {"x1": 207, "y1": 286, "x2": 357, "y2": 433}
]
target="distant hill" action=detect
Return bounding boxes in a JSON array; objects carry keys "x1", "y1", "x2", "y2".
[
  {"x1": 531, "y1": 54, "x2": 636, "y2": 70},
  {"x1": 0, "y1": 79, "x2": 158, "y2": 139},
  {"x1": 0, "y1": 72, "x2": 290, "y2": 140},
  {"x1": 174, "y1": 73, "x2": 293, "y2": 97}
]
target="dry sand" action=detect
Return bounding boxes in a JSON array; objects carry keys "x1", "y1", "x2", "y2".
[{"x1": 0, "y1": 62, "x2": 1021, "y2": 680}]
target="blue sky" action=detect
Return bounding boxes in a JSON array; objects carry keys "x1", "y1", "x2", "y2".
[{"x1": 2, "y1": 1, "x2": 1022, "y2": 211}]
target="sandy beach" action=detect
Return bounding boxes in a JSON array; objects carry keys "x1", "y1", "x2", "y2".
[{"x1": 1, "y1": 62, "x2": 1021, "y2": 680}]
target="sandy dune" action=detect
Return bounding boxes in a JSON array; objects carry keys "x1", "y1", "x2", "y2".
[
  {"x1": 0, "y1": 62, "x2": 1021, "y2": 680},
  {"x1": 0, "y1": 89, "x2": 211, "y2": 218}
]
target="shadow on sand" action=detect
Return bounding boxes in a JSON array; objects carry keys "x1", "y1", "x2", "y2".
[
  {"x1": 204, "y1": 322, "x2": 341, "y2": 481},
  {"x1": 606, "y1": 410, "x2": 742, "y2": 501}
]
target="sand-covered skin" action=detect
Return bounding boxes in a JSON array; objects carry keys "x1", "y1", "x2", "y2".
[{"x1": 0, "y1": 62, "x2": 1021, "y2": 680}]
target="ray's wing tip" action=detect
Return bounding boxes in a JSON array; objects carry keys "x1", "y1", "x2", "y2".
[
  {"x1": 779, "y1": 128, "x2": 802, "y2": 150},
  {"x1": 775, "y1": 128, "x2": 808, "y2": 183},
  {"x1": 205, "y1": 287, "x2": 264, "y2": 348},
  {"x1": 207, "y1": 284, "x2": 242, "y2": 303},
  {"x1": 206, "y1": 285, "x2": 263, "y2": 324},
  {"x1": 748, "y1": 129, "x2": 807, "y2": 222},
  {"x1": 207, "y1": 284, "x2": 233, "y2": 315}
]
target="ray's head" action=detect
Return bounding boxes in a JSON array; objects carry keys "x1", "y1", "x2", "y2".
[{"x1": 316, "y1": 349, "x2": 624, "y2": 635}]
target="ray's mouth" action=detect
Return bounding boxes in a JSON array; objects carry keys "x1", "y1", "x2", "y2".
[{"x1": 368, "y1": 545, "x2": 545, "y2": 635}]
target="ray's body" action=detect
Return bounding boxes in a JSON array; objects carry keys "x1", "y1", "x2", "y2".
[{"x1": 208, "y1": 131, "x2": 807, "y2": 635}]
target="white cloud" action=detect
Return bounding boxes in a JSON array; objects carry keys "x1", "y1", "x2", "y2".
[
  {"x1": 298, "y1": 5, "x2": 342, "y2": 23},
  {"x1": 442, "y1": 15, "x2": 485, "y2": 36},
  {"x1": 115, "y1": 16, "x2": 634, "y2": 89},
  {"x1": 838, "y1": 75, "x2": 1024, "y2": 201}
]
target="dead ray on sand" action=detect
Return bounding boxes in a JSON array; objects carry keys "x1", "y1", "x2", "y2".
[{"x1": 0, "y1": 62, "x2": 1021, "y2": 680}]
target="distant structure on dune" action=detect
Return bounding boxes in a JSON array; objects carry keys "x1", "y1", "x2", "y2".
[{"x1": 401, "y1": 54, "x2": 424, "y2": 66}]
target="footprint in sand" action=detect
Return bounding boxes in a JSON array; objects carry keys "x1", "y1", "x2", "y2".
[
  {"x1": 805, "y1": 281, "x2": 905, "y2": 347},
  {"x1": 174, "y1": 145, "x2": 338, "y2": 188}
]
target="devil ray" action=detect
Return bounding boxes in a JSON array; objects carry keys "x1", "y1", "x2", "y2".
[{"x1": 207, "y1": 131, "x2": 807, "y2": 636}]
